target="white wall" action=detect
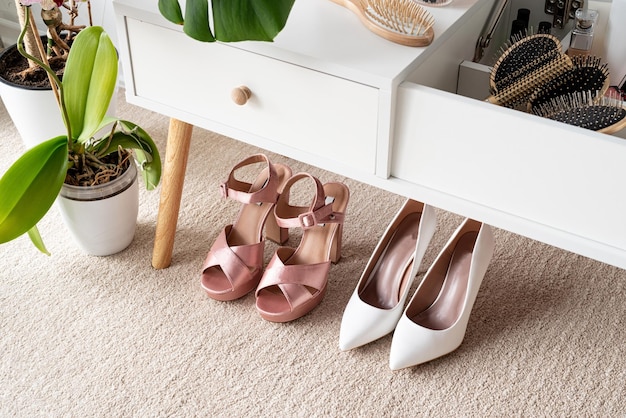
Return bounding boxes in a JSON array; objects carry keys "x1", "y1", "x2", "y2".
[{"x1": 1, "y1": 0, "x2": 118, "y2": 48}]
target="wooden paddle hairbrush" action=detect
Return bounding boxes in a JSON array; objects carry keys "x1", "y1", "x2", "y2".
[
  {"x1": 486, "y1": 33, "x2": 573, "y2": 107},
  {"x1": 531, "y1": 91, "x2": 626, "y2": 134},
  {"x1": 527, "y1": 55, "x2": 610, "y2": 112},
  {"x1": 329, "y1": 0, "x2": 435, "y2": 47}
]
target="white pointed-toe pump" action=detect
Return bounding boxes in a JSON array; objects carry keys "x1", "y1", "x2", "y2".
[
  {"x1": 339, "y1": 199, "x2": 437, "y2": 351},
  {"x1": 389, "y1": 218, "x2": 494, "y2": 370}
]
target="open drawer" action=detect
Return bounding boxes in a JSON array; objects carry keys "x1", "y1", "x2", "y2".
[{"x1": 392, "y1": 82, "x2": 626, "y2": 269}]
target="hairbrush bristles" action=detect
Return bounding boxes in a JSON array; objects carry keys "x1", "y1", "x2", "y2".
[
  {"x1": 495, "y1": 27, "x2": 545, "y2": 58},
  {"x1": 532, "y1": 91, "x2": 626, "y2": 133},
  {"x1": 329, "y1": 0, "x2": 435, "y2": 46},
  {"x1": 527, "y1": 55, "x2": 610, "y2": 111},
  {"x1": 367, "y1": 0, "x2": 435, "y2": 35},
  {"x1": 486, "y1": 33, "x2": 573, "y2": 106}
]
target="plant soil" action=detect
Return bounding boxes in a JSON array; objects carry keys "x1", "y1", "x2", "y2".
[
  {"x1": 65, "y1": 149, "x2": 133, "y2": 187},
  {"x1": 0, "y1": 41, "x2": 65, "y2": 88}
]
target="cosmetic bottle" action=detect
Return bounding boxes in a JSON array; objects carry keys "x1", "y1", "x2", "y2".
[
  {"x1": 510, "y1": 8, "x2": 530, "y2": 39},
  {"x1": 538, "y1": 21, "x2": 552, "y2": 34},
  {"x1": 567, "y1": 9, "x2": 598, "y2": 57}
]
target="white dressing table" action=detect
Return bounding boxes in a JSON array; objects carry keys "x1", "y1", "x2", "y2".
[{"x1": 113, "y1": 0, "x2": 626, "y2": 270}]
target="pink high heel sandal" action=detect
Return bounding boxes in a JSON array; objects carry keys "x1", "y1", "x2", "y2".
[
  {"x1": 201, "y1": 154, "x2": 292, "y2": 301},
  {"x1": 255, "y1": 173, "x2": 350, "y2": 322}
]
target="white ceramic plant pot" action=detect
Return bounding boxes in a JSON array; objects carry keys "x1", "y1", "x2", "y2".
[
  {"x1": 0, "y1": 38, "x2": 66, "y2": 148},
  {"x1": 0, "y1": 75, "x2": 66, "y2": 149},
  {"x1": 57, "y1": 163, "x2": 139, "y2": 256}
]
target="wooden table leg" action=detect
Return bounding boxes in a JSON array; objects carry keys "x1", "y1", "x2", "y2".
[{"x1": 152, "y1": 118, "x2": 193, "y2": 269}]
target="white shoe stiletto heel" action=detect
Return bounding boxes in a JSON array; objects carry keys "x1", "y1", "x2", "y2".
[
  {"x1": 339, "y1": 199, "x2": 437, "y2": 351},
  {"x1": 389, "y1": 219, "x2": 494, "y2": 370}
]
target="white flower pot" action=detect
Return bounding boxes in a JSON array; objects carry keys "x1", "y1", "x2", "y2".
[
  {"x1": 57, "y1": 163, "x2": 139, "y2": 256},
  {"x1": 0, "y1": 38, "x2": 66, "y2": 148},
  {"x1": 0, "y1": 76, "x2": 66, "y2": 149}
]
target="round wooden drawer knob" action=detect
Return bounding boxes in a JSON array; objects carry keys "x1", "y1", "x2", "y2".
[{"x1": 231, "y1": 86, "x2": 252, "y2": 105}]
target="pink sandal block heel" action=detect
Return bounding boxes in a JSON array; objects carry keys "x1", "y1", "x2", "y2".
[
  {"x1": 200, "y1": 154, "x2": 292, "y2": 301},
  {"x1": 255, "y1": 173, "x2": 350, "y2": 322}
]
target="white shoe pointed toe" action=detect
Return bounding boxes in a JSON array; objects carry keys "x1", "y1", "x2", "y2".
[
  {"x1": 339, "y1": 291, "x2": 407, "y2": 351},
  {"x1": 389, "y1": 219, "x2": 494, "y2": 370},
  {"x1": 339, "y1": 200, "x2": 437, "y2": 351}
]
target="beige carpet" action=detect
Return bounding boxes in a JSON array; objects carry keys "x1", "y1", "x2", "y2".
[{"x1": 1, "y1": 91, "x2": 625, "y2": 417}]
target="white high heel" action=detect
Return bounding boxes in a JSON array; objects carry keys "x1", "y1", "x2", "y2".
[
  {"x1": 339, "y1": 199, "x2": 437, "y2": 351},
  {"x1": 389, "y1": 218, "x2": 494, "y2": 370}
]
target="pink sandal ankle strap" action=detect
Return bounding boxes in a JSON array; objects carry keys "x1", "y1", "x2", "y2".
[
  {"x1": 219, "y1": 154, "x2": 281, "y2": 204},
  {"x1": 274, "y1": 173, "x2": 345, "y2": 230}
]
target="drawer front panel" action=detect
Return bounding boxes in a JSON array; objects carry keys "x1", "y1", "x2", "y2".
[
  {"x1": 393, "y1": 83, "x2": 626, "y2": 253},
  {"x1": 126, "y1": 19, "x2": 378, "y2": 173}
]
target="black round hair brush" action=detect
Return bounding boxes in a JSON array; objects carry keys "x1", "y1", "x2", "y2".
[
  {"x1": 486, "y1": 33, "x2": 573, "y2": 107},
  {"x1": 531, "y1": 91, "x2": 626, "y2": 134},
  {"x1": 527, "y1": 55, "x2": 610, "y2": 112}
]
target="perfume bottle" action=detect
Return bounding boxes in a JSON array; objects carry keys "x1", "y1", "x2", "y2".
[{"x1": 568, "y1": 9, "x2": 598, "y2": 57}]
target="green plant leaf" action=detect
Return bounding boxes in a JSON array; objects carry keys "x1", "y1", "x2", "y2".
[
  {"x1": 213, "y1": 0, "x2": 295, "y2": 42},
  {"x1": 158, "y1": 0, "x2": 184, "y2": 24},
  {"x1": 183, "y1": 0, "x2": 215, "y2": 42},
  {"x1": 159, "y1": 0, "x2": 294, "y2": 43},
  {"x1": 63, "y1": 26, "x2": 118, "y2": 142},
  {"x1": 95, "y1": 121, "x2": 162, "y2": 190},
  {"x1": 27, "y1": 226, "x2": 50, "y2": 256},
  {"x1": 0, "y1": 136, "x2": 68, "y2": 244}
]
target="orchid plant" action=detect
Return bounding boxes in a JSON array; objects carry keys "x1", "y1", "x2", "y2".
[
  {"x1": 0, "y1": 0, "x2": 297, "y2": 254},
  {"x1": 0, "y1": 1, "x2": 162, "y2": 254}
]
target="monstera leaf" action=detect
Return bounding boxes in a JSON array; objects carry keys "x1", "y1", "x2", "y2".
[{"x1": 158, "y1": 0, "x2": 295, "y2": 42}]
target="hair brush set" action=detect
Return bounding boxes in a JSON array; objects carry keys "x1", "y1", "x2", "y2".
[
  {"x1": 487, "y1": 32, "x2": 626, "y2": 134},
  {"x1": 487, "y1": 34, "x2": 573, "y2": 106}
]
